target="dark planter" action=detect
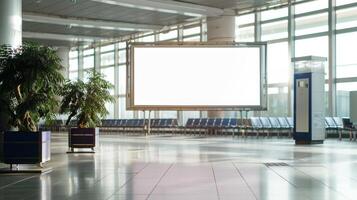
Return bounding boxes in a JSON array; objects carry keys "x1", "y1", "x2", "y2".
[
  {"x1": 0, "y1": 131, "x2": 51, "y2": 166},
  {"x1": 69, "y1": 128, "x2": 99, "y2": 152}
]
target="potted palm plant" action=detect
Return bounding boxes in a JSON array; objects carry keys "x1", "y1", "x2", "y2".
[
  {"x1": 0, "y1": 43, "x2": 64, "y2": 168},
  {"x1": 60, "y1": 70, "x2": 114, "y2": 153}
]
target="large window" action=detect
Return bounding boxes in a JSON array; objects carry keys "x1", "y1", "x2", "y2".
[
  {"x1": 101, "y1": 45, "x2": 115, "y2": 66},
  {"x1": 336, "y1": 31, "x2": 357, "y2": 117},
  {"x1": 69, "y1": 50, "x2": 78, "y2": 81},
  {"x1": 159, "y1": 29, "x2": 178, "y2": 41},
  {"x1": 265, "y1": 88, "x2": 289, "y2": 117},
  {"x1": 267, "y1": 42, "x2": 289, "y2": 84},
  {"x1": 101, "y1": 67, "x2": 115, "y2": 95},
  {"x1": 258, "y1": 6, "x2": 290, "y2": 117},
  {"x1": 294, "y1": 0, "x2": 327, "y2": 14},
  {"x1": 295, "y1": 36, "x2": 329, "y2": 79},
  {"x1": 261, "y1": 20, "x2": 288, "y2": 41},
  {"x1": 337, "y1": 82, "x2": 357, "y2": 117},
  {"x1": 295, "y1": 13, "x2": 328, "y2": 36},
  {"x1": 68, "y1": 71, "x2": 78, "y2": 81},
  {"x1": 118, "y1": 66, "x2": 126, "y2": 95},
  {"x1": 136, "y1": 34, "x2": 155, "y2": 42},
  {"x1": 68, "y1": 2, "x2": 357, "y2": 120},
  {"x1": 336, "y1": 32, "x2": 357, "y2": 78},
  {"x1": 337, "y1": 6, "x2": 357, "y2": 30},
  {"x1": 183, "y1": 24, "x2": 201, "y2": 42},
  {"x1": 100, "y1": 52, "x2": 114, "y2": 66},
  {"x1": 235, "y1": 14, "x2": 255, "y2": 42},
  {"x1": 119, "y1": 97, "x2": 133, "y2": 119},
  {"x1": 261, "y1": 7, "x2": 287, "y2": 21},
  {"x1": 337, "y1": 0, "x2": 357, "y2": 6},
  {"x1": 83, "y1": 48, "x2": 94, "y2": 69},
  {"x1": 105, "y1": 102, "x2": 115, "y2": 119}
]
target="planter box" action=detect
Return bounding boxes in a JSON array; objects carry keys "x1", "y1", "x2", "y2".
[
  {"x1": 69, "y1": 128, "x2": 99, "y2": 151},
  {"x1": 0, "y1": 131, "x2": 51, "y2": 165}
]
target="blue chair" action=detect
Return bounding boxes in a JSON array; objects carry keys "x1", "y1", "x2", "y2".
[
  {"x1": 158, "y1": 119, "x2": 167, "y2": 128},
  {"x1": 166, "y1": 119, "x2": 177, "y2": 134},
  {"x1": 259, "y1": 117, "x2": 272, "y2": 137},
  {"x1": 250, "y1": 117, "x2": 263, "y2": 137},
  {"x1": 137, "y1": 119, "x2": 145, "y2": 127},
  {"x1": 185, "y1": 118, "x2": 195, "y2": 135},
  {"x1": 152, "y1": 119, "x2": 160, "y2": 128},
  {"x1": 325, "y1": 117, "x2": 339, "y2": 138},
  {"x1": 192, "y1": 118, "x2": 201, "y2": 134},
  {"x1": 221, "y1": 118, "x2": 230, "y2": 133},
  {"x1": 214, "y1": 118, "x2": 222, "y2": 127},
  {"x1": 333, "y1": 117, "x2": 353, "y2": 140},
  {"x1": 286, "y1": 117, "x2": 294, "y2": 129},
  {"x1": 268, "y1": 117, "x2": 282, "y2": 137},
  {"x1": 228, "y1": 118, "x2": 238, "y2": 136},
  {"x1": 198, "y1": 118, "x2": 208, "y2": 135},
  {"x1": 198, "y1": 118, "x2": 208, "y2": 128},
  {"x1": 277, "y1": 117, "x2": 291, "y2": 137},
  {"x1": 206, "y1": 118, "x2": 215, "y2": 128}
]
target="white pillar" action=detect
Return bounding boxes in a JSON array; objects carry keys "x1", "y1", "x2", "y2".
[
  {"x1": 56, "y1": 47, "x2": 70, "y2": 79},
  {"x1": 206, "y1": 16, "x2": 235, "y2": 118},
  {"x1": 0, "y1": 0, "x2": 22, "y2": 47},
  {"x1": 207, "y1": 16, "x2": 235, "y2": 42}
]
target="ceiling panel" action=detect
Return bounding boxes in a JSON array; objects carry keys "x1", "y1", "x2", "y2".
[
  {"x1": 22, "y1": 0, "x2": 302, "y2": 47},
  {"x1": 173, "y1": 0, "x2": 291, "y2": 10},
  {"x1": 23, "y1": 0, "x2": 190, "y2": 26},
  {"x1": 23, "y1": 21, "x2": 135, "y2": 38},
  {"x1": 24, "y1": 38, "x2": 76, "y2": 47}
]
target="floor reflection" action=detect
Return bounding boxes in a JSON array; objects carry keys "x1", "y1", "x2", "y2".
[{"x1": 1, "y1": 135, "x2": 357, "y2": 200}]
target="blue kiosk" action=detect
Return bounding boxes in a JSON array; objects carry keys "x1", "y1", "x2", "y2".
[{"x1": 292, "y1": 56, "x2": 327, "y2": 144}]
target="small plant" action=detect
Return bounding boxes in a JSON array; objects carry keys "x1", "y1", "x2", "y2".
[
  {"x1": 0, "y1": 43, "x2": 64, "y2": 132},
  {"x1": 60, "y1": 70, "x2": 114, "y2": 128}
]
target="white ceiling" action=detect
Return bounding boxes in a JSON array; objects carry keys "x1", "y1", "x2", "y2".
[{"x1": 22, "y1": 0, "x2": 309, "y2": 47}]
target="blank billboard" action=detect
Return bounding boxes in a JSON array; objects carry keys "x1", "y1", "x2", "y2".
[{"x1": 128, "y1": 43, "x2": 267, "y2": 110}]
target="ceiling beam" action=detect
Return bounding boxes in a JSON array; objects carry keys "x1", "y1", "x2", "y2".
[
  {"x1": 23, "y1": 12, "x2": 162, "y2": 32},
  {"x1": 91, "y1": 0, "x2": 224, "y2": 17},
  {"x1": 23, "y1": 31, "x2": 106, "y2": 42}
]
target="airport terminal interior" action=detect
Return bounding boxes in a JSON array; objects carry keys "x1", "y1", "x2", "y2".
[{"x1": 1, "y1": 0, "x2": 357, "y2": 200}]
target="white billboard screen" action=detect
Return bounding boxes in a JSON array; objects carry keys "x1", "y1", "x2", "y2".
[{"x1": 129, "y1": 44, "x2": 266, "y2": 110}]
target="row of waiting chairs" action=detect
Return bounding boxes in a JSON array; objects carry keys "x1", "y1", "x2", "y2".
[
  {"x1": 40, "y1": 117, "x2": 356, "y2": 139},
  {"x1": 325, "y1": 117, "x2": 356, "y2": 140},
  {"x1": 100, "y1": 119, "x2": 178, "y2": 134},
  {"x1": 184, "y1": 117, "x2": 293, "y2": 137},
  {"x1": 184, "y1": 117, "x2": 356, "y2": 139},
  {"x1": 40, "y1": 118, "x2": 178, "y2": 134}
]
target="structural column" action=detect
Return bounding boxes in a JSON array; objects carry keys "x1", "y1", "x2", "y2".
[
  {"x1": 0, "y1": 0, "x2": 22, "y2": 47},
  {"x1": 206, "y1": 16, "x2": 236, "y2": 118},
  {"x1": 56, "y1": 47, "x2": 70, "y2": 79}
]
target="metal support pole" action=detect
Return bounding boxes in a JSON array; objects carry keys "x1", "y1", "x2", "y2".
[
  {"x1": 147, "y1": 110, "x2": 151, "y2": 136},
  {"x1": 288, "y1": 1, "x2": 296, "y2": 117},
  {"x1": 328, "y1": 0, "x2": 337, "y2": 116},
  {"x1": 143, "y1": 110, "x2": 146, "y2": 135}
]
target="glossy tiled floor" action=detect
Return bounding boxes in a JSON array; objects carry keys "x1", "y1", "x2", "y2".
[{"x1": 1, "y1": 133, "x2": 357, "y2": 200}]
